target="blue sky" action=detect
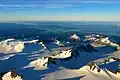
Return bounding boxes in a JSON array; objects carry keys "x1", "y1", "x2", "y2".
[{"x1": 0, "y1": 0, "x2": 120, "y2": 21}]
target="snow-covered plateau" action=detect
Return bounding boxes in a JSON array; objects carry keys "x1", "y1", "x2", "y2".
[{"x1": 0, "y1": 34, "x2": 120, "y2": 80}]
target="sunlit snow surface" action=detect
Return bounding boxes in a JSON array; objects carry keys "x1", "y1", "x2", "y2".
[{"x1": 0, "y1": 21, "x2": 120, "y2": 80}]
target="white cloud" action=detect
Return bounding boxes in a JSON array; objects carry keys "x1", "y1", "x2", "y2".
[
  {"x1": 39, "y1": 0, "x2": 120, "y2": 4},
  {"x1": 0, "y1": 4, "x2": 42, "y2": 7},
  {"x1": 1, "y1": 15, "x2": 120, "y2": 22},
  {"x1": 0, "y1": 4, "x2": 85, "y2": 9}
]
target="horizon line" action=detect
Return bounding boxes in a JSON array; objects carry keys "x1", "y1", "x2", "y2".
[{"x1": 0, "y1": 20, "x2": 120, "y2": 23}]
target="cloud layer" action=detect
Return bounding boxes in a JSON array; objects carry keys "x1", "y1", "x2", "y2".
[{"x1": 0, "y1": 0, "x2": 120, "y2": 21}]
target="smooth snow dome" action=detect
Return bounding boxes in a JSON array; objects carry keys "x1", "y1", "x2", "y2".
[
  {"x1": 0, "y1": 39, "x2": 25, "y2": 54},
  {"x1": 0, "y1": 39, "x2": 40, "y2": 54}
]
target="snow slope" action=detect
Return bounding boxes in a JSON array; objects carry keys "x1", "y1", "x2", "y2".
[
  {"x1": 0, "y1": 34, "x2": 120, "y2": 80},
  {"x1": 42, "y1": 63, "x2": 120, "y2": 80}
]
